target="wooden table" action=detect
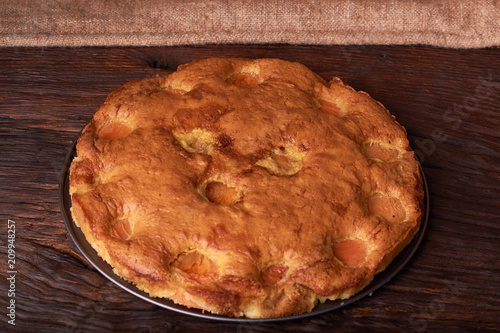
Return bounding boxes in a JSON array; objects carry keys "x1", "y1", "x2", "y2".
[{"x1": 1, "y1": 45, "x2": 499, "y2": 332}]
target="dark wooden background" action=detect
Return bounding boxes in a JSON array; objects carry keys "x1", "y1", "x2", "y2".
[{"x1": 0, "y1": 45, "x2": 499, "y2": 332}]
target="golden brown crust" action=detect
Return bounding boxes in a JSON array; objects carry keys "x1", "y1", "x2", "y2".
[{"x1": 69, "y1": 58, "x2": 424, "y2": 318}]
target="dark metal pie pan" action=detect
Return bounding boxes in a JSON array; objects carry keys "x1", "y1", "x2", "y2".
[{"x1": 59, "y1": 132, "x2": 429, "y2": 323}]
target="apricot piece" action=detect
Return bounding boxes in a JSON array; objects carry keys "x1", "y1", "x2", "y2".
[
  {"x1": 111, "y1": 218, "x2": 132, "y2": 240},
  {"x1": 261, "y1": 264, "x2": 288, "y2": 285},
  {"x1": 332, "y1": 239, "x2": 367, "y2": 267},
  {"x1": 226, "y1": 73, "x2": 261, "y2": 87},
  {"x1": 318, "y1": 98, "x2": 342, "y2": 115},
  {"x1": 173, "y1": 251, "x2": 218, "y2": 282},
  {"x1": 205, "y1": 182, "x2": 240, "y2": 205},
  {"x1": 98, "y1": 121, "x2": 132, "y2": 140}
]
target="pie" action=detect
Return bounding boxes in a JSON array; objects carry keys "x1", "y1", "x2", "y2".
[{"x1": 69, "y1": 58, "x2": 424, "y2": 318}]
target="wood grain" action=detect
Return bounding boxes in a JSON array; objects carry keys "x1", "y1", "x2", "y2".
[{"x1": 0, "y1": 45, "x2": 499, "y2": 332}]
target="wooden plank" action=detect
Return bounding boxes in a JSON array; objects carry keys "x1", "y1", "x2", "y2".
[{"x1": 0, "y1": 45, "x2": 499, "y2": 332}]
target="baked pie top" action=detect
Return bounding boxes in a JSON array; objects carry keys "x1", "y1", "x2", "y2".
[{"x1": 69, "y1": 58, "x2": 424, "y2": 318}]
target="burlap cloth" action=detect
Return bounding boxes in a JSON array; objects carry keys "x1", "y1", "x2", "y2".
[{"x1": 1, "y1": 0, "x2": 499, "y2": 48}]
